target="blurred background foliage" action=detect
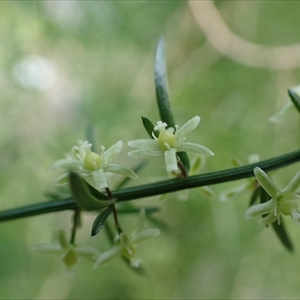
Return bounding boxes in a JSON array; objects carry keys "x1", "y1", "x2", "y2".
[{"x1": 0, "y1": 1, "x2": 300, "y2": 299}]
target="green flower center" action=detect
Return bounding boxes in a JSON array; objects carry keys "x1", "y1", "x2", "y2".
[
  {"x1": 121, "y1": 243, "x2": 136, "y2": 260},
  {"x1": 157, "y1": 129, "x2": 176, "y2": 151},
  {"x1": 84, "y1": 152, "x2": 102, "y2": 171},
  {"x1": 279, "y1": 199, "x2": 298, "y2": 216}
]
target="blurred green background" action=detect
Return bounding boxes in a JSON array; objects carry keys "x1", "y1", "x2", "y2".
[{"x1": 1, "y1": 1, "x2": 300, "y2": 299}]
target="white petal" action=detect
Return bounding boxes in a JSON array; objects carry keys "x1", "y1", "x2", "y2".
[
  {"x1": 94, "y1": 246, "x2": 122, "y2": 268},
  {"x1": 245, "y1": 199, "x2": 275, "y2": 219},
  {"x1": 48, "y1": 159, "x2": 82, "y2": 171},
  {"x1": 128, "y1": 139, "x2": 160, "y2": 151},
  {"x1": 131, "y1": 208, "x2": 146, "y2": 238},
  {"x1": 259, "y1": 212, "x2": 278, "y2": 226},
  {"x1": 176, "y1": 116, "x2": 200, "y2": 144},
  {"x1": 55, "y1": 173, "x2": 70, "y2": 185},
  {"x1": 177, "y1": 142, "x2": 214, "y2": 156},
  {"x1": 131, "y1": 228, "x2": 161, "y2": 243},
  {"x1": 219, "y1": 182, "x2": 251, "y2": 201},
  {"x1": 254, "y1": 167, "x2": 280, "y2": 199},
  {"x1": 196, "y1": 186, "x2": 215, "y2": 198},
  {"x1": 74, "y1": 246, "x2": 100, "y2": 259},
  {"x1": 282, "y1": 171, "x2": 300, "y2": 194},
  {"x1": 164, "y1": 148, "x2": 178, "y2": 172},
  {"x1": 104, "y1": 164, "x2": 138, "y2": 179},
  {"x1": 128, "y1": 150, "x2": 163, "y2": 158},
  {"x1": 30, "y1": 243, "x2": 62, "y2": 254},
  {"x1": 104, "y1": 141, "x2": 123, "y2": 160},
  {"x1": 92, "y1": 168, "x2": 108, "y2": 190},
  {"x1": 291, "y1": 208, "x2": 300, "y2": 223}
]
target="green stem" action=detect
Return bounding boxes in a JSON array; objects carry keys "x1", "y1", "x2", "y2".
[
  {"x1": 70, "y1": 208, "x2": 81, "y2": 245},
  {"x1": 0, "y1": 149, "x2": 299, "y2": 223}
]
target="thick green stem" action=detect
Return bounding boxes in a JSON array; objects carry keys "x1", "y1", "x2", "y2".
[{"x1": 0, "y1": 149, "x2": 299, "y2": 223}]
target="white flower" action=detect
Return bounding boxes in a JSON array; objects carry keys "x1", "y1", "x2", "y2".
[
  {"x1": 128, "y1": 116, "x2": 214, "y2": 174},
  {"x1": 245, "y1": 167, "x2": 300, "y2": 225},
  {"x1": 31, "y1": 229, "x2": 100, "y2": 269},
  {"x1": 49, "y1": 140, "x2": 137, "y2": 190},
  {"x1": 94, "y1": 209, "x2": 161, "y2": 268}
]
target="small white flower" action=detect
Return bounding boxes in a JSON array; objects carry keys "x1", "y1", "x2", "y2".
[
  {"x1": 31, "y1": 229, "x2": 100, "y2": 269},
  {"x1": 128, "y1": 116, "x2": 214, "y2": 174},
  {"x1": 94, "y1": 209, "x2": 161, "y2": 268},
  {"x1": 49, "y1": 140, "x2": 137, "y2": 190},
  {"x1": 245, "y1": 167, "x2": 300, "y2": 225}
]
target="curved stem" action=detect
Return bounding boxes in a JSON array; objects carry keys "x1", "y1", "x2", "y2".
[{"x1": 0, "y1": 149, "x2": 299, "y2": 223}]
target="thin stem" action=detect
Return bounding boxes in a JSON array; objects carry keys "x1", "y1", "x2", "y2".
[
  {"x1": 177, "y1": 158, "x2": 188, "y2": 178},
  {"x1": 106, "y1": 187, "x2": 123, "y2": 234},
  {"x1": 70, "y1": 208, "x2": 81, "y2": 245},
  {"x1": 0, "y1": 149, "x2": 299, "y2": 223}
]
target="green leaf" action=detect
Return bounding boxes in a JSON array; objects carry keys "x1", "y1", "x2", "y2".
[
  {"x1": 87, "y1": 182, "x2": 110, "y2": 200},
  {"x1": 177, "y1": 153, "x2": 190, "y2": 174},
  {"x1": 271, "y1": 219, "x2": 294, "y2": 252},
  {"x1": 91, "y1": 206, "x2": 112, "y2": 237},
  {"x1": 249, "y1": 186, "x2": 261, "y2": 206},
  {"x1": 141, "y1": 116, "x2": 158, "y2": 138},
  {"x1": 288, "y1": 89, "x2": 300, "y2": 113},
  {"x1": 154, "y1": 37, "x2": 175, "y2": 128},
  {"x1": 69, "y1": 173, "x2": 115, "y2": 211},
  {"x1": 154, "y1": 37, "x2": 190, "y2": 172}
]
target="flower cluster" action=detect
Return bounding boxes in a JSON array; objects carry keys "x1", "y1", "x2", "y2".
[
  {"x1": 31, "y1": 210, "x2": 161, "y2": 270},
  {"x1": 245, "y1": 167, "x2": 300, "y2": 225},
  {"x1": 128, "y1": 116, "x2": 214, "y2": 174}
]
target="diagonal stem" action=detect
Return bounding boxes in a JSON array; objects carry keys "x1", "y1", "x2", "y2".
[{"x1": 0, "y1": 149, "x2": 299, "y2": 223}]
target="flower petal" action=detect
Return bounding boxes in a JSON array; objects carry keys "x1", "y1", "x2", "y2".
[
  {"x1": 94, "y1": 246, "x2": 122, "y2": 268},
  {"x1": 259, "y1": 212, "x2": 278, "y2": 226},
  {"x1": 254, "y1": 167, "x2": 280, "y2": 199},
  {"x1": 128, "y1": 150, "x2": 163, "y2": 158},
  {"x1": 282, "y1": 171, "x2": 300, "y2": 194},
  {"x1": 49, "y1": 159, "x2": 82, "y2": 171},
  {"x1": 128, "y1": 139, "x2": 160, "y2": 151},
  {"x1": 245, "y1": 199, "x2": 275, "y2": 219},
  {"x1": 92, "y1": 168, "x2": 109, "y2": 190},
  {"x1": 55, "y1": 173, "x2": 70, "y2": 185},
  {"x1": 131, "y1": 209, "x2": 146, "y2": 238},
  {"x1": 290, "y1": 208, "x2": 300, "y2": 223},
  {"x1": 104, "y1": 140, "x2": 123, "y2": 160},
  {"x1": 74, "y1": 246, "x2": 100, "y2": 260},
  {"x1": 63, "y1": 249, "x2": 78, "y2": 269},
  {"x1": 176, "y1": 116, "x2": 200, "y2": 144},
  {"x1": 132, "y1": 228, "x2": 161, "y2": 243},
  {"x1": 220, "y1": 182, "x2": 251, "y2": 201},
  {"x1": 177, "y1": 142, "x2": 214, "y2": 156},
  {"x1": 164, "y1": 148, "x2": 178, "y2": 172},
  {"x1": 104, "y1": 164, "x2": 138, "y2": 179}
]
